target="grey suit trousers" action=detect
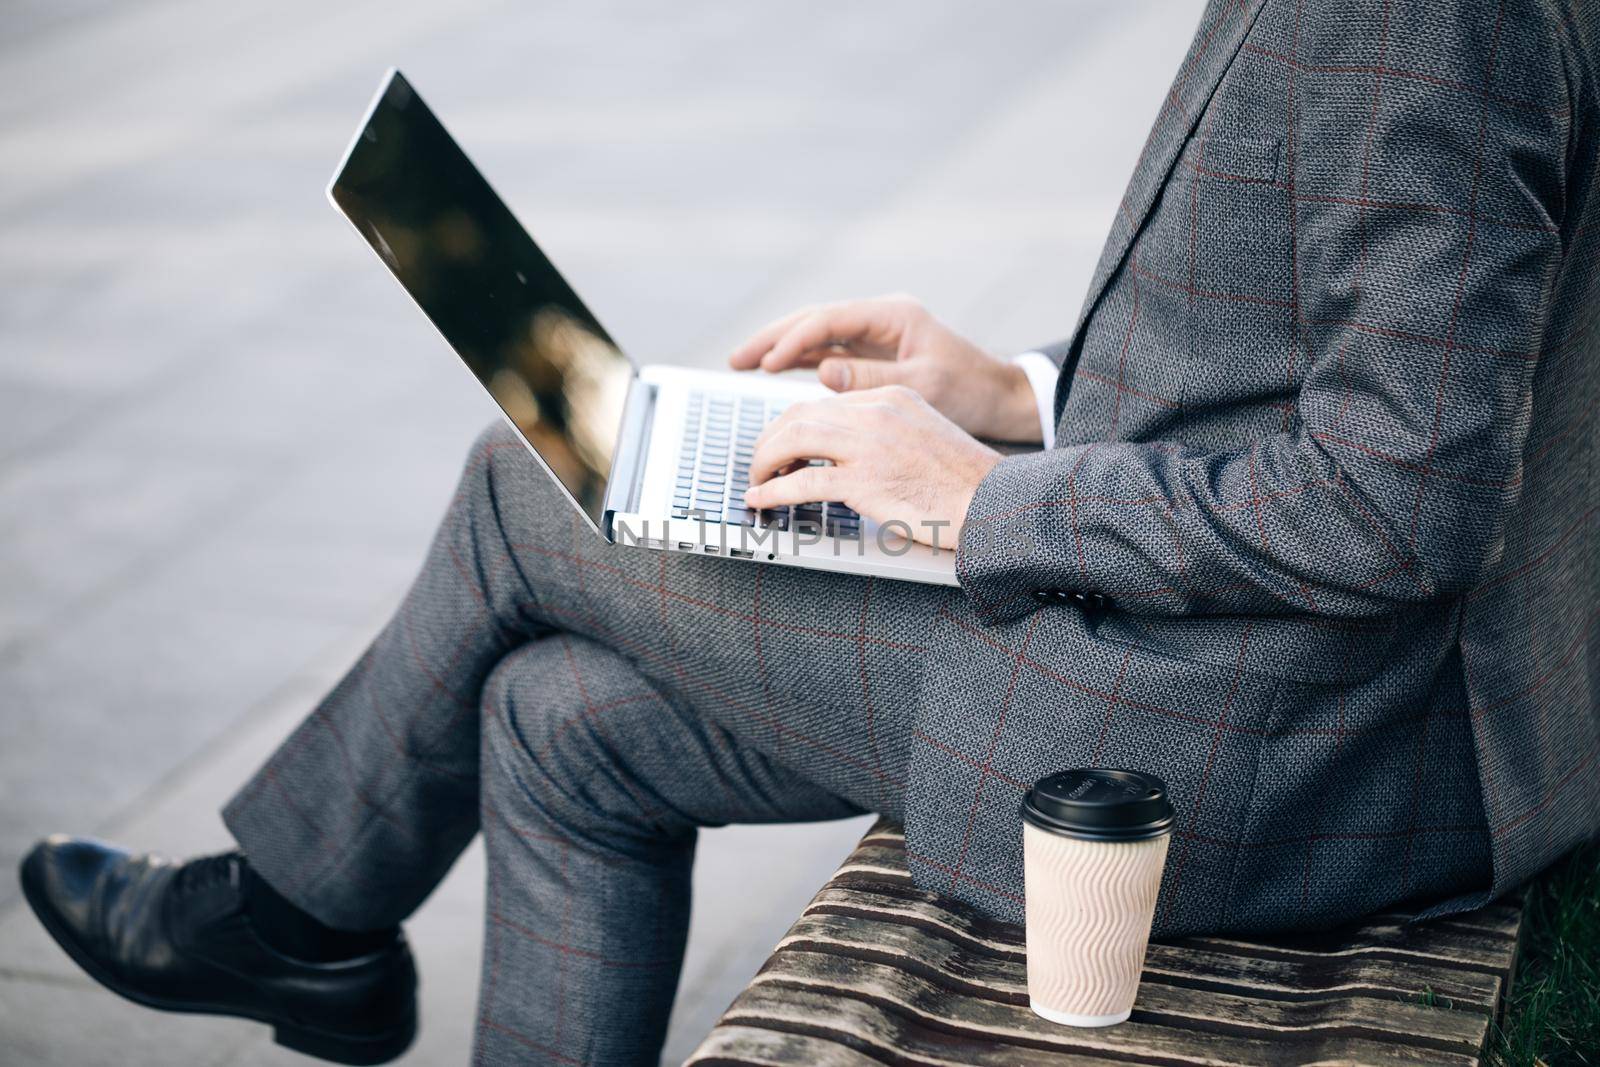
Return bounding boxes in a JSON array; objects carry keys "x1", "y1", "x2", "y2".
[{"x1": 224, "y1": 422, "x2": 941, "y2": 1066}]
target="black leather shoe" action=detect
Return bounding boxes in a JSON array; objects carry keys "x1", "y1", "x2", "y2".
[{"x1": 19, "y1": 837, "x2": 417, "y2": 1065}]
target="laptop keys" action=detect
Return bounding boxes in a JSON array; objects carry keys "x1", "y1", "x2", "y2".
[{"x1": 665, "y1": 393, "x2": 865, "y2": 543}]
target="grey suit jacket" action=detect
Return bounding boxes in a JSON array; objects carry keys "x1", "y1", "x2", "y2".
[{"x1": 908, "y1": 0, "x2": 1599, "y2": 936}]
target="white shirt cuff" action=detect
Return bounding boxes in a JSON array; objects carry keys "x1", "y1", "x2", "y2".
[{"x1": 1012, "y1": 351, "x2": 1058, "y2": 449}]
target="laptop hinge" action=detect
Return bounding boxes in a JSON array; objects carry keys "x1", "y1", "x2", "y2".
[{"x1": 601, "y1": 376, "x2": 657, "y2": 541}]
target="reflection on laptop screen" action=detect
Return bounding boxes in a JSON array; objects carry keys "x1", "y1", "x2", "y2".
[{"x1": 330, "y1": 71, "x2": 632, "y2": 524}]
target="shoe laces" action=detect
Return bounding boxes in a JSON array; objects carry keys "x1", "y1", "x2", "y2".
[{"x1": 174, "y1": 852, "x2": 243, "y2": 897}]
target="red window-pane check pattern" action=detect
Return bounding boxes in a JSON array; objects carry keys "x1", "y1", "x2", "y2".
[{"x1": 935, "y1": 0, "x2": 1596, "y2": 927}]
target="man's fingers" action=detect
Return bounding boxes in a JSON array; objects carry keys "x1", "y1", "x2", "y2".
[
  {"x1": 758, "y1": 303, "x2": 901, "y2": 373},
  {"x1": 742, "y1": 462, "x2": 846, "y2": 510},
  {"x1": 817, "y1": 355, "x2": 911, "y2": 392},
  {"x1": 751, "y1": 396, "x2": 868, "y2": 456},
  {"x1": 747, "y1": 418, "x2": 858, "y2": 486},
  {"x1": 728, "y1": 305, "x2": 815, "y2": 369}
]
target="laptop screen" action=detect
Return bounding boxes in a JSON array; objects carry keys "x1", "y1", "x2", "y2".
[{"x1": 329, "y1": 70, "x2": 633, "y2": 525}]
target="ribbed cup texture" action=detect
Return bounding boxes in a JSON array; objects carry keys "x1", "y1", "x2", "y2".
[{"x1": 1023, "y1": 824, "x2": 1169, "y2": 1020}]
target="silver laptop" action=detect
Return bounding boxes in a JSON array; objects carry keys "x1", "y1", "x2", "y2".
[{"x1": 328, "y1": 69, "x2": 957, "y2": 586}]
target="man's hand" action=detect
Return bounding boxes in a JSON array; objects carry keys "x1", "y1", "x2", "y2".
[
  {"x1": 743, "y1": 386, "x2": 1002, "y2": 547},
  {"x1": 729, "y1": 295, "x2": 1042, "y2": 444}
]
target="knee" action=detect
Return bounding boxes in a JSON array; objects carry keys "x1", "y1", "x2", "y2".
[
  {"x1": 450, "y1": 421, "x2": 519, "y2": 522},
  {"x1": 461, "y1": 419, "x2": 574, "y2": 534},
  {"x1": 464, "y1": 419, "x2": 524, "y2": 497},
  {"x1": 479, "y1": 638, "x2": 681, "y2": 845},
  {"x1": 464, "y1": 418, "x2": 523, "y2": 470}
]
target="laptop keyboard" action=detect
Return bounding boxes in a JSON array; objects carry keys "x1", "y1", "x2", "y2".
[{"x1": 671, "y1": 391, "x2": 862, "y2": 538}]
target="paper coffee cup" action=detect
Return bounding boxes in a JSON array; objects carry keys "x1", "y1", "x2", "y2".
[{"x1": 1021, "y1": 769, "x2": 1174, "y2": 1027}]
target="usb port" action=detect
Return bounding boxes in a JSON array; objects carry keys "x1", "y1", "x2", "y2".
[
  {"x1": 702, "y1": 544, "x2": 719, "y2": 554},
  {"x1": 676, "y1": 542, "x2": 695, "y2": 552}
]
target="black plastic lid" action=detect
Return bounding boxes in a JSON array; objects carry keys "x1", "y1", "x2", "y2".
[{"x1": 1020, "y1": 769, "x2": 1175, "y2": 841}]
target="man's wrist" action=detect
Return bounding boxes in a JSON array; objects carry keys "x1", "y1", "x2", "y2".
[
  {"x1": 972, "y1": 360, "x2": 1041, "y2": 444},
  {"x1": 1010, "y1": 351, "x2": 1058, "y2": 448}
]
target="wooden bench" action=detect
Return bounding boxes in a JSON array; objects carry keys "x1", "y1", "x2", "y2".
[{"x1": 686, "y1": 819, "x2": 1526, "y2": 1067}]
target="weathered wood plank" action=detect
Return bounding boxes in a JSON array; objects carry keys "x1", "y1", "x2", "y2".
[
  {"x1": 685, "y1": 1025, "x2": 889, "y2": 1067},
  {"x1": 807, "y1": 884, "x2": 1027, "y2": 952},
  {"x1": 1142, "y1": 942, "x2": 1500, "y2": 1013},
  {"x1": 827, "y1": 832, "x2": 1520, "y2": 974},
  {"x1": 741, "y1": 953, "x2": 1480, "y2": 1067},
  {"x1": 859, "y1": 828, "x2": 909, "y2": 848},
  {"x1": 844, "y1": 831, "x2": 1516, "y2": 966},
  {"x1": 1175, "y1": 924, "x2": 1519, "y2": 975},
  {"x1": 801, "y1": 887, "x2": 1505, "y2": 1010},
  {"x1": 1497, "y1": 892, "x2": 1533, "y2": 1015},
  {"x1": 697, "y1": 988, "x2": 1167, "y2": 1066},
  {"x1": 1128, "y1": 981, "x2": 1488, "y2": 1055},
  {"x1": 1368, "y1": 905, "x2": 1525, "y2": 940},
  {"x1": 689, "y1": 820, "x2": 1525, "y2": 1066},
  {"x1": 775, "y1": 912, "x2": 1492, "y2": 1052},
  {"x1": 689, "y1": 997, "x2": 1119, "y2": 1066},
  {"x1": 832, "y1": 846, "x2": 917, "y2": 877}
]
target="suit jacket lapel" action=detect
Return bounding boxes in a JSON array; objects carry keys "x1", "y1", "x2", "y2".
[{"x1": 1054, "y1": 0, "x2": 1270, "y2": 421}]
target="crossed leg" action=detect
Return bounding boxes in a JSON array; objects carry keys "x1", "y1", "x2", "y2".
[
  {"x1": 223, "y1": 422, "x2": 949, "y2": 1064},
  {"x1": 475, "y1": 635, "x2": 870, "y2": 1063}
]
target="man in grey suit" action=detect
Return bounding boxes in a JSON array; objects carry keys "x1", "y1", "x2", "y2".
[{"x1": 20, "y1": 0, "x2": 1600, "y2": 1064}]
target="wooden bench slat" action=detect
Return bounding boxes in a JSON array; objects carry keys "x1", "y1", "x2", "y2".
[
  {"x1": 1141, "y1": 943, "x2": 1501, "y2": 1010},
  {"x1": 739, "y1": 955, "x2": 1481, "y2": 1067},
  {"x1": 1126, "y1": 981, "x2": 1488, "y2": 1054},
  {"x1": 832, "y1": 838, "x2": 1516, "y2": 972},
  {"x1": 806, "y1": 889, "x2": 1506, "y2": 1009},
  {"x1": 768, "y1": 921, "x2": 1491, "y2": 1055},
  {"x1": 807, "y1": 885, "x2": 1026, "y2": 953},
  {"x1": 833, "y1": 858, "x2": 916, "y2": 881},
  {"x1": 831, "y1": 836, "x2": 1519, "y2": 972},
  {"x1": 784, "y1": 908, "x2": 1502, "y2": 1010},
  {"x1": 1367, "y1": 906, "x2": 1525, "y2": 940},
  {"x1": 1174, "y1": 926, "x2": 1518, "y2": 975},
  {"x1": 689, "y1": 820, "x2": 1525, "y2": 1066},
  {"x1": 701, "y1": 988, "x2": 1173, "y2": 1066},
  {"x1": 685, "y1": 1025, "x2": 891, "y2": 1067},
  {"x1": 800, "y1": 889, "x2": 1510, "y2": 1017}
]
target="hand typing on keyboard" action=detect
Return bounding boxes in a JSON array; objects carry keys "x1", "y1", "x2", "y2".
[
  {"x1": 669, "y1": 391, "x2": 863, "y2": 538},
  {"x1": 728, "y1": 295, "x2": 1042, "y2": 444},
  {"x1": 740, "y1": 385, "x2": 1001, "y2": 549}
]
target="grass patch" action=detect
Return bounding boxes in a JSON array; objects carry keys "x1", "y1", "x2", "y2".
[
  {"x1": 1487, "y1": 840, "x2": 1600, "y2": 1066},
  {"x1": 1418, "y1": 985, "x2": 1456, "y2": 1011}
]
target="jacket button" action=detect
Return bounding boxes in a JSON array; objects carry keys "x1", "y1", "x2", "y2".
[{"x1": 1033, "y1": 590, "x2": 1110, "y2": 610}]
